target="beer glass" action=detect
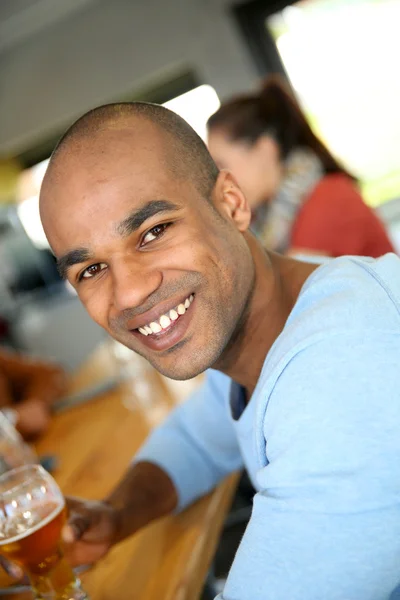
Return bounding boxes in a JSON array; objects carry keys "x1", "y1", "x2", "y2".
[
  {"x1": 0, "y1": 412, "x2": 36, "y2": 474},
  {"x1": 0, "y1": 465, "x2": 88, "y2": 599}
]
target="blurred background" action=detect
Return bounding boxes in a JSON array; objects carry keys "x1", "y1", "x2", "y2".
[{"x1": 0, "y1": 0, "x2": 399, "y2": 371}]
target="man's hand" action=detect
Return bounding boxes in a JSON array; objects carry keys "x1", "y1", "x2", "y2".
[
  {"x1": 0, "y1": 462, "x2": 177, "y2": 582},
  {"x1": 62, "y1": 497, "x2": 120, "y2": 566},
  {"x1": 63, "y1": 462, "x2": 178, "y2": 567},
  {"x1": 0, "y1": 497, "x2": 119, "y2": 581}
]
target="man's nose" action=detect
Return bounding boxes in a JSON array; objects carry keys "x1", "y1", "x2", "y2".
[{"x1": 111, "y1": 258, "x2": 162, "y2": 314}]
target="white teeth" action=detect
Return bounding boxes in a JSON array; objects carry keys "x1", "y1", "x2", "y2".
[
  {"x1": 138, "y1": 295, "x2": 195, "y2": 336},
  {"x1": 159, "y1": 315, "x2": 171, "y2": 329},
  {"x1": 150, "y1": 322, "x2": 162, "y2": 334}
]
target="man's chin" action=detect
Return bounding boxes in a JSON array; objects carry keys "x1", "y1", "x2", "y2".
[
  {"x1": 116, "y1": 328, "x2": 224, "y2": 381},
  {"x1": 150, "y1": 360, "x2": 205, "y2": 381},
  {"x1": 149, "y1": 348, "x2": 218, "y2": 381}
]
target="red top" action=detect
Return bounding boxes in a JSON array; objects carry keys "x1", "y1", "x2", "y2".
[{"x1": 290, "y1": 174, "x2": 394, "y2": 258}]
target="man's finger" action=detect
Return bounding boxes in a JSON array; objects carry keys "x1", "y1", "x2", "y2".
[
  {"x1": 0, "y1": 555, "x2": 24, "y2": 580},
  {"x1": 62, "y1": 513, "x2": 92, "y2": 543}
]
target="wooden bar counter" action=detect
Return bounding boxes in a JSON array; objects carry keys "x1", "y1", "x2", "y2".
[{"x1": 1, "y1": 345, "x2": 238, "y2": 600}]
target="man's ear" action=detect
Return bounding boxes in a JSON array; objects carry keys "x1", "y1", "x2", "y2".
[{"x1": 212, "y1": 170, "x2": 251, "y2": 232}]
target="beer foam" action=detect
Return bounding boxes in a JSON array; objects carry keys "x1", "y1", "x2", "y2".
[{"x1": 0, "y1": 500, "x2": 65, "y2": 545}]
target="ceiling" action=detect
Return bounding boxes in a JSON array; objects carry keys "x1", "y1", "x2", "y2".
[
  {"x1": 0, "y1": 0, "x2": 39, "y2": 22},
  {"x1": 0, "y1": 0, "x2": 99, "y2": 53}
]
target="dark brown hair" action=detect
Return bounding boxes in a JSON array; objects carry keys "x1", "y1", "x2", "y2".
[{"x1": 207, "y1": 75, "x2": 353, "y2": 178}]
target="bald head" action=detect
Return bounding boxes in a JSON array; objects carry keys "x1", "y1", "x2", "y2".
[{"x1": 47, "y1": 102, "x2": 219, "y2": 198}]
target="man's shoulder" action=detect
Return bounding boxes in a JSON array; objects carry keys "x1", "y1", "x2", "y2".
[
  {"x1": 259, "y1": 254, "x2": 400, "y2": 384},
  {"x1": 252, "y1": 255, "x2": 400, "y2": 484},
  {"x1": 293, "y1": 253, "x2": 400, "y2": 332}
]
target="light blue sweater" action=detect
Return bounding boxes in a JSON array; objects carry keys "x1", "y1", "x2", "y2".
[{"x1": 137, "y1": 254, "x2": 400, "y2": 599}]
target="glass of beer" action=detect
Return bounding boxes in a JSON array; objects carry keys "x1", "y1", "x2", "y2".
[
  {"x1": 0, "y1": 464, "x2": 88, "y2": 599},
  {"x1": 0, "y1": 412, "x2": 36, "y2": 474}
]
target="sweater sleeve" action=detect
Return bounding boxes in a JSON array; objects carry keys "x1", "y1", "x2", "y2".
[
  {"x1": 135, "y1": 369, "x2": 243, "y2": 511},
  {"x1": 290, "y1": 174, "x2": 393, "y2": 258},
  {"x1": 217, "y1": 332, "x2": 400, "y2": 599}
]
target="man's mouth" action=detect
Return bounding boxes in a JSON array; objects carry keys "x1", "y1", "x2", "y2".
[{"x1": 136, "y1": 294, "x2": 194, "y2": 337}]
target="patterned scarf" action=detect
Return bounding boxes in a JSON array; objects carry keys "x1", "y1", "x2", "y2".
[{"x1": 251, "y1": 149, "x2": 324, "y2": 253}]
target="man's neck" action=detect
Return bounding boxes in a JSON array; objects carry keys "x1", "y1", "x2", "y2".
[{"x1": 216, "y1": 237, "x2": 319, "y2": 395}]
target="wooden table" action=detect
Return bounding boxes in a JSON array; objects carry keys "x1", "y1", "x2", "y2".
[{"x1": 2, "y1": 345, "x2": 238, "y2": 599}]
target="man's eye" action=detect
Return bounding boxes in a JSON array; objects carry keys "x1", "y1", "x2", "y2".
[
  {"x1": 142, "y1": 223, "x2": 170, "y2": 246},
  {"x1": 80, "y1": 263, "x2": 107, "y2": 280}
]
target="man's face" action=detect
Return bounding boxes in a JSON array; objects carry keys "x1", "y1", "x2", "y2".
[{"x1": 41, "y1": 123, "x2": 254, "y2": 380}]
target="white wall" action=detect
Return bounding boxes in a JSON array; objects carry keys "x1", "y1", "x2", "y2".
[{"x1": 0, "y1": 0, "x2": 258, "y2": 157}]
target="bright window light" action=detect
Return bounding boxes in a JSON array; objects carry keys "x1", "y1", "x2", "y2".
[
  {"x1": 18, "y1": 85, "x2": 220, "y2": 248},
  {"x1": 164, "y1": 84, "x2": 220, "y2": 141},
  {"x1": 16, "y1": 194, "x2": 49, "y2": 249},
  {"x1": 267, "y1": 0, "x2": 400, "y2": 206}
]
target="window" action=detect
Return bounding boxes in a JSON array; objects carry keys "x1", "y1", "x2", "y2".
[{"x1": 235, "y1": 0, "x2": 400, "y2": 207}]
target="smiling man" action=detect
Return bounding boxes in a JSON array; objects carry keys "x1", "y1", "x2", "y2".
[
  {"x1": 42, "y1": 104, "x2": 265, "y2": 385},
  {"x1": 36, "y1": 102, "x2": 400, "y2": 599}
]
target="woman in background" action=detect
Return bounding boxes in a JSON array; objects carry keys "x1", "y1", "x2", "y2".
[{"x1": 207, "y1": 76, "x2": 394, "y2": 258}]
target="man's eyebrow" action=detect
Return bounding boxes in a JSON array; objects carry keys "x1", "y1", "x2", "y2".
[
  {"x1": 56, "y1": 248, "x2": 92, "y2": 280},
  {"x1": 56, "y1": 200, "x2": 178, "y2": 279},
  {"x1": 116, "y1": 199, "x2": 179, "y2": 237}
]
